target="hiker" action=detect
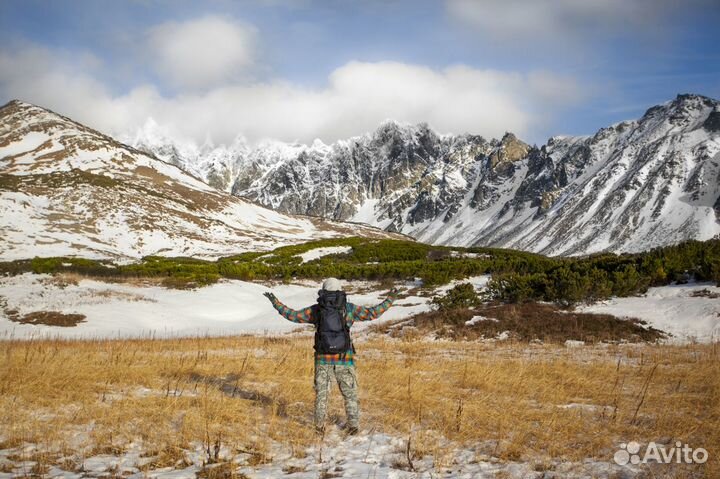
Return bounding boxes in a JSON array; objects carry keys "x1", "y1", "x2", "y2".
[{"x1": 263, "y1": 278, "x2": 397, "y2": 435}]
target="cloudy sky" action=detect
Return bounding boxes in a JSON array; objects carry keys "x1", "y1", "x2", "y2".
[{"x1": 1, "y1": 0, "x2": 719, "y2": 145}]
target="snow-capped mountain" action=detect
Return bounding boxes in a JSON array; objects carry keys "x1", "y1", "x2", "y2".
[
  {"x1": 0, "y1": 101, "x2": 400, "y2": 261},
  {"x1": 131, "y1": 94, "x2": 720, "y2": 255}
]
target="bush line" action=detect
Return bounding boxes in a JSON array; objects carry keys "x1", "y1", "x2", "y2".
[{"x1": 0, "y1": 237, "x2": 717, "y2": 303}]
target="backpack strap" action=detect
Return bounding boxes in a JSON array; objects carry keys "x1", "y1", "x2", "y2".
[{"x1": 339, "y1": 302, "x2": 349, "y2": 361}]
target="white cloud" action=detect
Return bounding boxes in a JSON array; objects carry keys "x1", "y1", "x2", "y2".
[
  {"x1": 445, "y1": 0, "x2": 708, "y2": 42},
  {"x1": 146, "y1": 15, "x2": 257, "y2": 90},
  {"x1": 0, "y1": 45, "x2": 582, "y2": 145},
  {"x1": 0, "y1": 45, "x2": 130, "y2": 128}
]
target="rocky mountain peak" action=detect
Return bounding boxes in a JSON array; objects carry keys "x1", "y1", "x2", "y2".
[
  {"x1": 674, "y1": 92, "x2": 717, "y2": 106},
  {"x1": 2, "y1": 99, "x2": 65, "y2": 122},
  {"x1": 501, "y1": 132, "x2": 518, "y2": 143},
  {"x1": 490, "y1": 132, "x2": 530, "y2": 168},
  {"x1": 1, "y1": 99, "x2": 37, "y2": 112},
  {"x1": 641, "y1": 93, "x2": 718, "y2": 124},
  {"x1": 1, "y1": 99, "x2": 59, "y2": 127},
  {"x1": 1, "y1": 99, "x2": 24, "y2": 110}
]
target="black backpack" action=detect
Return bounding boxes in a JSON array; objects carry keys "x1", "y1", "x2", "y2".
[{"x1": 314, "y1": 290, "x2": 351, "y2": 354}]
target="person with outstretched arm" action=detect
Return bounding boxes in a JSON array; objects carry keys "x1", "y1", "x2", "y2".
[{"x1": 263, "y1": 277, "x2": 397, "y2": 435}]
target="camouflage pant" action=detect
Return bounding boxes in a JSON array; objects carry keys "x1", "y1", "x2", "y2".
[{"x1": 314, "y1": 363, "x2": 359, "y2": 429}]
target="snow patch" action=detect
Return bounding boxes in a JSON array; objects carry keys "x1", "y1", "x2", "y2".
[
  {"x1": 465, "y1": 315, "x2": 497, "y2": 326},
  {"x1": 435, "y1": 275, "x2": 491, "y2": 294},
  {"x1": 579, "y1": 282, "x2": 720, "y2": 343},
  {"x1": 0, "y1": 131, "x2": 49, "y2": 158},
  {"x1": 297, "y1": 246, "x2": 352, "y2": 263},
  {"x1": 0, "y1": 274, "x2": 424, "y2": 340}
]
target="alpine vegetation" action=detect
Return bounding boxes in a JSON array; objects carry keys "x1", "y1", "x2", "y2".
[{"x1": 5, "y1": 236, "x2": 717, "y2": 302}]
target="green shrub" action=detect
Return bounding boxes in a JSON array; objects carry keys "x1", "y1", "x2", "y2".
[{"x1": 432, "y1": 283, "x2": 481, "y2": 310}]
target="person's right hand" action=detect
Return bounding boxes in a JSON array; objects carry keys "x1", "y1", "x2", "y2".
[{"x1": 263, "y1": 291, "x2": 277, "y2": 302}]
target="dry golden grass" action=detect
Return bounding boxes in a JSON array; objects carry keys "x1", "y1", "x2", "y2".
[
  {"x1": 9, "y1": 310, "x2": 87, "y2": 327},
  {"x1": 46, "y1": 271, "x2": 166, "y2": 289},
  {"x1": 0, "y1": 336, "x2": 717, "y2": 476}
]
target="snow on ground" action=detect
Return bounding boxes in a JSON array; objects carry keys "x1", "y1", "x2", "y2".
[
  {"x1": 0, "y1": 131, "x2": 50, "y2": 159},
  {"x1": 0, "y1": 274, "x2": 431, "y2": 339},
  {"x1": 0, "y1": 428, "x2": 644, "y2": 479},
  {"x1": 465, "y1": 315, "x2": 496, "y2": 326},
  {"x1": 349, "y1": 198, "x2": 393, "y2": 230},
  {"x1": 579, "y1": 282, "x2": 720, "y2": 343},
  {"x1": 435, "y1": 275, "x2": 491, "y2": 294},
  {"x1": 297, "y1": 245, "x2": 352, "y2": 263},
  {"x1": 1, "y1": 273, "x2": 717, "y2": 342}
]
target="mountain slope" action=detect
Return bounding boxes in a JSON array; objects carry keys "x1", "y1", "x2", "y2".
[
  {"x1": 0, "y1": 100, "x2": 399, "y2": 261},
  {"x1": 132, "y1": 94, "x2": 720, "y2": 255},
  {"x1": 493, "y1": 96, "x2": 720, "y2": 254}
]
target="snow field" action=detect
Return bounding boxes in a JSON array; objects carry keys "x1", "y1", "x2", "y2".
[
  {"x1": 0, "y1": 431, "x2": 648, "y2": 479},
  {"x1": 0, "y1": 274, "x2": 433, "y2": 339},
  {"x1": 579, "y1": 282, "x2": 720, "y2": 343},
  {"x1": 1, "y1": 274, "x2": 718, "y2": 342},
  {"x1": 297, "y1": 246, "x2": 353, "y2": 263}
]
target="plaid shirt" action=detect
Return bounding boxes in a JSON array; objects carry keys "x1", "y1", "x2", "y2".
[{"x1": 270, "y1": 293, "x2": 396, "y2": 365}]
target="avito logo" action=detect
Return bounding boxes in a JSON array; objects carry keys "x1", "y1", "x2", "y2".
[{"x1": 614, "y1": 441, "x2": 708, "y2": 465}]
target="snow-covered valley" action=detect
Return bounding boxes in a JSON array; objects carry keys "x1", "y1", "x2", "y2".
[
  {"x1": 0, "y1": 274, "x2": 430, "y2": 339},
  {"x1": 1, "y1": 273, "x2": 718, "y2": 343},
  {"x1": 0, "y1": 296, "x2": 714, "y2": 479}
]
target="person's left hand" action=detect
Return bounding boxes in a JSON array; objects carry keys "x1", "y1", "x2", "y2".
[{"x1": 263, "y1": 291, "x2": 277, "y2": 302}]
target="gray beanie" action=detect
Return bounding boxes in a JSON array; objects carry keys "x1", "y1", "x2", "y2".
[{"x1": 322, "y1": 277, "x2": 342, "y2": 291}]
